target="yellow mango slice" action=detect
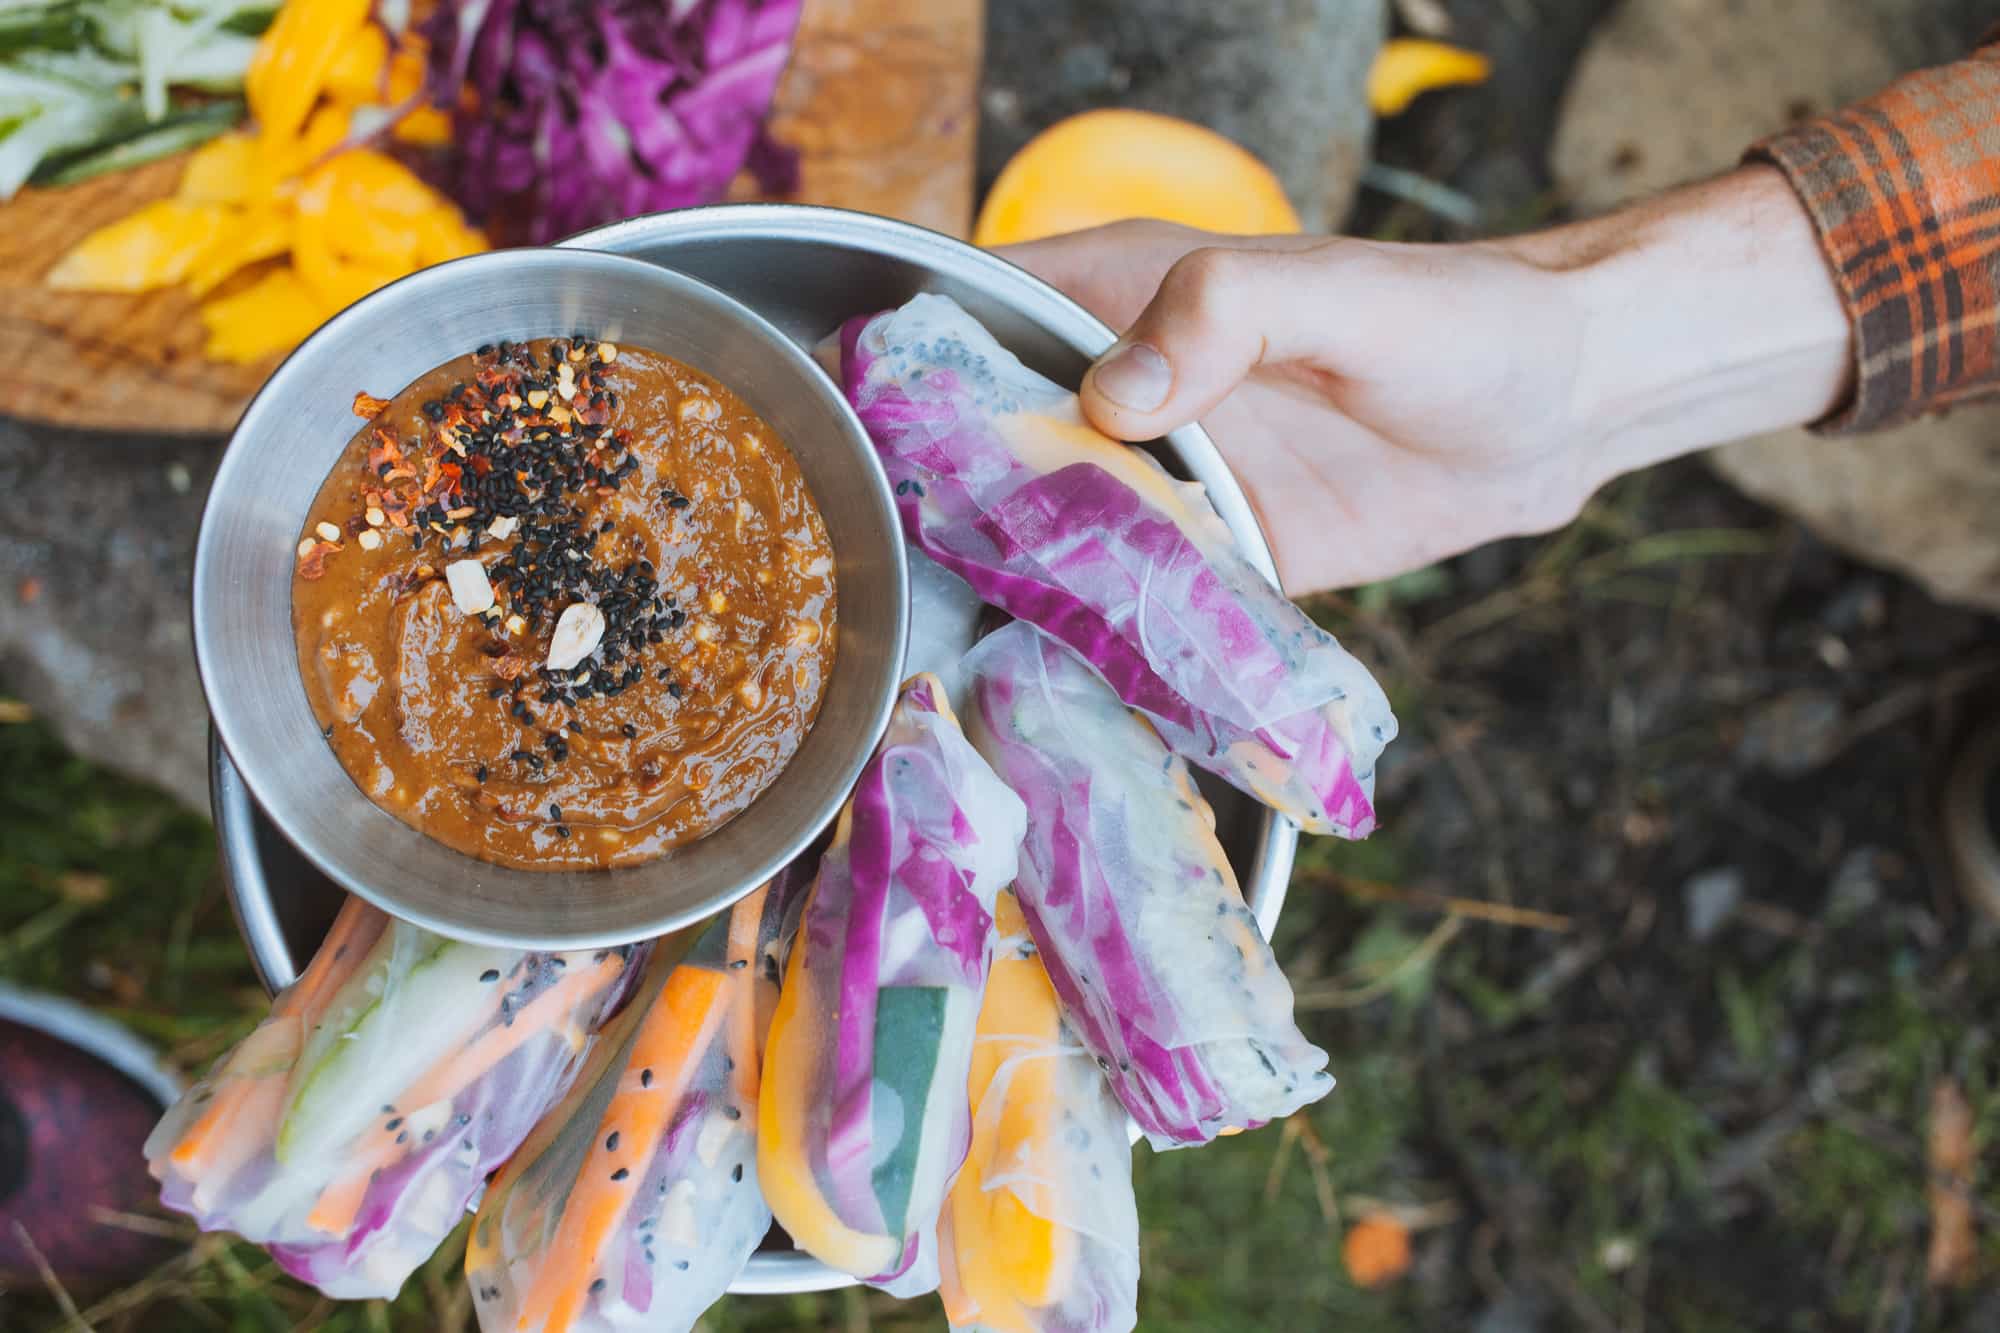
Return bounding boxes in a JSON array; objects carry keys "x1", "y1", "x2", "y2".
[
  {"x1": 973, "y1": 109, "x2": 1299, "y2": 248},
  {"x1": 46, "y1": 200, "x2": 227, "y2": 293},
  {"x1": 199, "y1": 265, "x2": 331, "y2": 364},
  {"x1": 178, "y1": 133, "x2": 261, "y2": 206},
  {"x1": 391, "y1": 106, "x2": 454, "y2": 146},
  {"x1": 942, "y1": 893, "x2": 1077, "y2": 1327},
  {"x1": 756, "y1": 827, "x2": 905, "y2": 1281},
  {"x1": 411, "y1": 205, "x2": 486, "y2": 267},
  {"x1": 322, "y1": 22, "x2": 389, "y2": 105},
  {"x1": 1366, "y1": 39, "x2": 1491, "y2": 117},
  {"x1": 246, "y1": 0, "x2": 372, "y2": 146},
  {"x1": 186, "y1": 207, "x2": 295, "y2": 297},
  {"x1": 259, "y1": 103, "x2": 351, "y2": 186}
]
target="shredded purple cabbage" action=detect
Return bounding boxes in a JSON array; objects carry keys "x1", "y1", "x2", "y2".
[{"x1": 420, "y1": 0, "x2": 802, "y2": 244}]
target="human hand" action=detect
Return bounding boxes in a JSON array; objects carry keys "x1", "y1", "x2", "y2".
[{"x1": 997, "y1": 168, "x2": 1852, "y2": 597}]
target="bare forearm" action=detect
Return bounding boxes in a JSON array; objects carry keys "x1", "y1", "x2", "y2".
[{"x1": 1503, "y1": 166, "x2": 1853, "y2": 488}]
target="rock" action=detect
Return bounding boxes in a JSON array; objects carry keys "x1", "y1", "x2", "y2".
[
  {"x1": 1684, "y1": 867, "x2": 1745, "y2": 941},
  {"x1": 1550, "y1": 0, "x2": 2000, "y2": 613},
  {"x1": 0, "y1": 418, "x2": 216, "y2": 812},
  {"x1": 980, "y1": 0, "x2": 1386, "y2": 231},
  {"x1": 1736, "y1": 688, "x2": 1845, "y2": 778}
]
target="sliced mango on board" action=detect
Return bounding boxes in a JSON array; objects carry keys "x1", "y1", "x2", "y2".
[
  {"x1": 199, "y1": 265, "x2": 333, "y2": 364},
  {"x1": 45, "y1": 199, "x2": 226, "y2": 292},
  {"x1": 246, "y1": 0, "x2": 373, "y2": 145}
]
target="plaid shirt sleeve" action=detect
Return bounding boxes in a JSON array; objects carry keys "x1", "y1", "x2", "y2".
[{"x1": 1747, "y1": 39, "x2": 2000, "y2": 434}]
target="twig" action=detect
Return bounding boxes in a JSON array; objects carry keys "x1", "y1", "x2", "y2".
[
  {"x1": 83, "y1": 1208, "x2": 195, "y2": 1241},
  {"x1": 1294, "y1": 1117, "x2": 1341, "y2": 1226},
  {"x1": 13, "y1": 1222, "x2": 90, "y2": 1333},
  {"x1": 1361, "y1": 162, "x2": 1484, "y2": 227},
  {"x1": 1421, "y1": 528, "x2": 1776, "y2": 649},
  {"x1": 1294, "y1": 916, "x2": 1463, "y2": 1011},
  {"x1": 1302, "y1": 869, "x2": 1574, "y2": 932},
  {"x1": 1341, "y1": 1195, "x2": 1463, "y2": 1231}
]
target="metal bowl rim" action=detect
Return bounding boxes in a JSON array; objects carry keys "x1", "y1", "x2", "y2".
[{"x1": 194, "y1": 246, "x2": 908, "y2": 949}]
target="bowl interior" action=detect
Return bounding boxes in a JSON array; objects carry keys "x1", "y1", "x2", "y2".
[{"x1": 194, "y1": 248, "x2": 906, "y2": 948}]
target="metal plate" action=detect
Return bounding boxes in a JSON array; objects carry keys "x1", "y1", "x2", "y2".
[{"x1": 215, "y1": 203, "x2": 1300, "y2": 1297}]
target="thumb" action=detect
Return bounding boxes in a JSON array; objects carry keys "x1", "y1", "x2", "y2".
[{"x1": 1078, "y1": 244, "x2": 1326, "y2": 440}]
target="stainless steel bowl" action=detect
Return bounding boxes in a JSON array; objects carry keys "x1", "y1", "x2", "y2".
[
  {"x1": 194, "y1": 248, "x2": 908, "y2": 948},
  {"x1": 216, "y1": 206, "x2": 1300, "y2": 1296}
]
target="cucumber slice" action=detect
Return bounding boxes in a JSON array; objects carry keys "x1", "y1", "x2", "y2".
[
  {"x1": 30, "y1": 98, "x2": 240, "y2": 186},
  {"x1": 869, "y1": 986, "x2": 952, "y2": 1236},
  {"x1": 277, "y1": 927, "x2": 512, "y2": 1165}
]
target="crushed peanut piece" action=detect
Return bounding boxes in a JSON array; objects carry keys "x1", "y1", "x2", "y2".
[
  {"x1": 357, "y1": 529, "x2": 383, "y2": 551},
  {"x1": 445, "y1": 559, "x2": 495, "y2": 615},
  {"x1": 526, "y1": 389, "x2": 550, "y2": 409},
  {"x1": 297, "y1": 537, "x2": 318, "y2": 559},
  {"x1": 315, "y1": 521, "x2": 342, "y2": 543},
  {"x1": 365, "y1": 507, "x2": 386, "y2": 527},
  {"x1": 547, "y1": 602, "x2": 606, "y2": 671},
  {"x1": 487, "y1": 515, "x2": 519, "y2": 540},
  {"x1": 597, "y1": 342, "x2": 618, "y2": 363}
]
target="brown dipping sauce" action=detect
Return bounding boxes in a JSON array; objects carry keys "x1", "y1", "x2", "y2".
[{"x1": 292, "y1": 337, "x2": 837, "y2": 870}]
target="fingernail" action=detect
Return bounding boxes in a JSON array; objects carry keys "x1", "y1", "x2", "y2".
[{"x1": 1090, "y1": 341, "x2": 1171, "y2": 412}]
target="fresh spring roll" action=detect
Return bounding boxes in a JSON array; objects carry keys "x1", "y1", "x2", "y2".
[
  {"x1": 145, "y1": 897, "x2": 644, "y2": 1299},
  {"x1": 759, "y1": 673, "x2": 1027, "y2": 1295},
  {"x1": 838, "y1": 292, "x2": 1398, "y2": 839},
  {"x1": 465, "y1": 873, "x2": 803, "y2": 1333},
  {"x1": 940, "y1": 891, "x2": 1139, "y2": 1333},
  {"x1": 963, "y1": 622, "x2": 1331, "y2": 1148}
]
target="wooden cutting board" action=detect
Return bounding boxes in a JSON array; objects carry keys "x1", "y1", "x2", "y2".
[{"x1": 0, "y1": 0, "x2": 982, "y2": 435}]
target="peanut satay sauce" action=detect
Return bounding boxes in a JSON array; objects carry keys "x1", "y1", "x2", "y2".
[{"x1": 291, "y1": 337, "x2": 836, "y2": 870}]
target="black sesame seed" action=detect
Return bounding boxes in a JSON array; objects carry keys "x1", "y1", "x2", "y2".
[
  {"x1": 668, "y1": 495, "x2": 690, "y2": 510},
  {"x1": 640, "y1": 1068, "x2": 653, "y2": 1087},
  {"x1": 621, "y1": 723, "x2": 637, "y2": 738},
  {"x1": 549, "y1": 802, "x2": 563, "y2": 821},
  {"x1": 385, "y1": 1117, "x2": 403, "y2": 1130},
  {"x1": 611, "y1": 1167, "x2": 628, "y2": 1181},
  {"x1": 731, "y1": 1162, "x2": 743, "y2": 1182},
  {"x1": 480, "y1": 969, "x2": 500, "y2": 982},
  {"x1": 667, "y1": 682, "x2": 683, "y2": 699},
  {"x1": 605, "y1": 1131, "x2": 619, "y2": 1151},
  {"x1": 554, "y1": 824, "x2": 570, "y2": 838},
  {"x1": 590, "y1": 1278, "x2": 606, "y2": 1295}
]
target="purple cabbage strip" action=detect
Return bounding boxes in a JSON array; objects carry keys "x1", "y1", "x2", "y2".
[
  {"x1": 963, "y1": 622, "x2": 1332, "y2": 1149},
  {"x1": 766, "y1": 672, "x2": 1025, "y2": 1294},
  {"x1": 839, "y1": 294, "x2": 1399, "y2": 839}
]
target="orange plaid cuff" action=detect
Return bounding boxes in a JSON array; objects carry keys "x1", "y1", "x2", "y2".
[{"x1": 1748, "y1": 42, "x2": 2000, "y2": 434}]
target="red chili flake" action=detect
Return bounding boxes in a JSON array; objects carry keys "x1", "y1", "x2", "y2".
[
  {"x1": 352, "y1": 391, "x2": 392, "y2": 420},
  {"x1": 298, "y1": 541, "x2": 337, "y2": 581},
  {"x1": 467, "y1": 454, "x2": 493, "y2": 476}
]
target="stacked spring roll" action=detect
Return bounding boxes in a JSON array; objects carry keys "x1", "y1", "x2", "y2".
[
  {"x1": 839, "y1": 292, "x2": 1398, "y2": 839},
  {"x1": 759, "y1": 673, "x2": 1027, "y2": 1295},
  {"x1": 940, "y1": 891, "x2": 1139, "y2": 1333},
  {"x1": 145, "y1": 898, "x2": 643, "y2": 1299},
  {"x1": 964, "y1": 622, "x2": 1331, "y2": 1148},
  {"x1": 465, "y1": 874, "x2": 802, "y2": 1333}
]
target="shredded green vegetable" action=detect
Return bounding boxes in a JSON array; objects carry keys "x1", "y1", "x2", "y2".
[{"x1": 0, "y1": 0, "x2": 274, "y2": 198}]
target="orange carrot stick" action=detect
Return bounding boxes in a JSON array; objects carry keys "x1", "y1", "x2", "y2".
[
  {"x1": 516, "y1": 965, "x2": 730, "y2": 1333},
  {"x1": 169, "y1": 901, "x2": 383, "y2": 1174},
  {"x1": 724, "y1": 885, "x2": 768, "y2": 1104},
  {"x1": 297, "y1": 952, "x2": 630, "y2": 1230}
]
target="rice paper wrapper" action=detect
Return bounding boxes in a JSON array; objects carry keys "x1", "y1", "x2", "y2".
[
  {"x1": 144, "y1": 898, "x2": 642, "y2": 1300},
  {"x1": 838, "y1": 293, "x2": 1398, "y2": 838},
  {"x1": 941, "y1": 892, "x2": 1139, "y2": 1333},
  {"x1": 964, "y1": 622, "x2": 1332, "y2": 1149},
  {"x1": 758, "y1": 673, "x2": 1027, "y2": 1295},
  {"x1": 466, "y1": 877, "x2": 800, "y2": 1333}
]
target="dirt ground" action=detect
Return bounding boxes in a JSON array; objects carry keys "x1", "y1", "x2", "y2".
[{"x1": 4, "y1": 3, "x2": 1999, "y2": 1330}]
